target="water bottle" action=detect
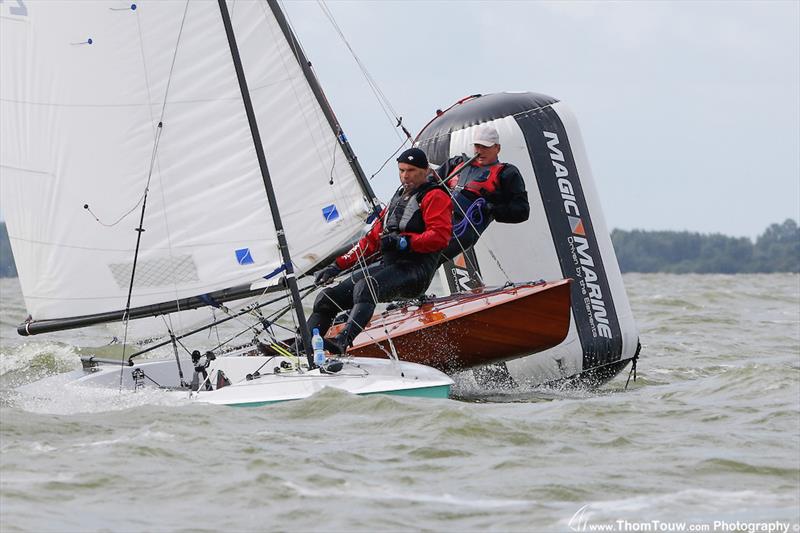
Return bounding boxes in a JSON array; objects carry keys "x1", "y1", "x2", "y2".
[{"x1": 312, "y1": 328, "x2": 326, "y2": 367}]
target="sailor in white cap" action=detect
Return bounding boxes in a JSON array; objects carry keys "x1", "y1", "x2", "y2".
[{"x1": 437, "y1": 123, "x2": 530, "y2": 263}]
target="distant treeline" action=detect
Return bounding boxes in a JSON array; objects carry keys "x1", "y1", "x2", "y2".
[
  {"x1": 0, "y1": 220, "x2": 798, "y2": 278},
  {"x1": 611, "y1": 219, "x2": 799, "y2": 273}
]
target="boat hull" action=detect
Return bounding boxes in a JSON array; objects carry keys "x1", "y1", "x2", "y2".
[
  {"x1": 18, "y1": 356, "x2": 453, "y2": 407},
  {"x1": 330, "y1": 280, "x2": 572, "y2": 371}
]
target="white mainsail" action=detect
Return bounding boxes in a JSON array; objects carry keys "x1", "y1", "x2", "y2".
[{"x1": 0, "y1": 0, "x2": 374, "y2": 325}]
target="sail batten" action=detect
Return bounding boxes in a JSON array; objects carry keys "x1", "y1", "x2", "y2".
[{"x1": 2, "y1": 0, "x2": 372, "y2": 332}]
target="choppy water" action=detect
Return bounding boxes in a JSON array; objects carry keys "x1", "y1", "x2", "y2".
[{"x1": 1, "y1": 274, "x2": 799, "y2": 532}]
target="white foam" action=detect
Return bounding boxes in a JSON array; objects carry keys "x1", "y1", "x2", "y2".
[
  {"x1": 71, "y1": 428, "x2": 176, "y2": 449},
  {"x1": 558, "y1": 488, "x2": 798, "y2": 527},
  {"x1": 283, "y1": 480, "x2": 533, "y2": 509},
  {"x1": 14, "y1": 377, "x2": 187, "y2": 415},
  {"x1": 0, "y1": 342, "x2": 80, "y2": 378},
  {"x1": 0, "y1": 440, "x2": 58, "y2": 455},
  {"x1": 0, "y1": 471, "x2": 79, "y2": 486}
]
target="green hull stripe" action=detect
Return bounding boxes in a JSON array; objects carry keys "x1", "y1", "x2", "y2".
[
  {"x1": 365, "y1": 385, "x2": 451, "y2": 399},
  {"x1": 228, "y1": 384, "x2": 451, "y2": 408}
]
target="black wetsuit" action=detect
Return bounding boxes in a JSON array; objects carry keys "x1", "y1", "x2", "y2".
[{"x1": 306, "y1": 181, "x2": 452, "y2": 350}]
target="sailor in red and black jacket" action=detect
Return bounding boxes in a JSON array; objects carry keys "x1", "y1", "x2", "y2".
[
  {"x1": 436, "y1": 123, "x2": 529, "y2": 262},
  {"x1": 307, "y1": 148, "x2": 453, "y2": 355}
]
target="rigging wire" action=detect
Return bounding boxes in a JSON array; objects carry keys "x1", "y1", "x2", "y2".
[
  {"x1": 207, "y1": 301, "x2": 286, "y2": 350},
  {"x1": 369, "y1": 136, "x2": 410, "y2": 181},
  {"x1": 118, "y1": 0, "x2": 191, "y2": 389},
  {"x1": 293, "y1": 1, "x2": 510, "y2": 281},
  {"x1": 210, "y1": 307, "x2": 222, "y2": 346},
  {"x1": 315, "y1": 0, "x2": 407, "y2": 141},
  {"x1": 279, "y1": 275, "x2": 301, "y2": 353},
  {"x1": 112, "y1": 2, "x2": 506, "y2": 382},
  {"x1": 274, "y1": 0, "x2": 379, "y2": 221},
  {"x1": 269, "y1": 0, "x2": 343, "y2": 194},
  {"x1": 136, "y1": 1, "x2": 189, "y2": 334},
  {"x1": 314, "y1": 0, "x2": 506, "y2": 278},
  {"x1": 160, "y1": 315, "x2": 188, "y2": 387},
  {"x1": 125, "y1": 288, "x2": 307, "y2": 363},
  {"x1": 160, "y1": 315, "x2": 194, "y2": 356},
  {"x1": 352, "y1": 244, "x2": 401, "y2": 366},
  {"x1": 282, "y1": 0, "x2": 412, "y2": 188},
  {"x1": 198, "y1": 283, "x2": 319, "y2": 356},
  {"x1": 313, "y1": 244, "x2": 399, "y2": 362},
  {"x1": 314, "y1": 0, "x2": 418, "y2": 184}
]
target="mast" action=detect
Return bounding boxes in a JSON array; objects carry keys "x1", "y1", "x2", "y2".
[
  {"x1": 217, "y1": 0, "x2": 314, "y2": 364},
  {"x1": 266, "y1": 0, "x2": 381, "y2": 215}
]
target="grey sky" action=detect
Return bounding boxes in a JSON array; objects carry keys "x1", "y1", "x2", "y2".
[{"x1": 282, "y1": 0, "x2": 800, "y2": 239}]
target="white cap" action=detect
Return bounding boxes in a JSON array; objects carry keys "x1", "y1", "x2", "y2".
[{"x1": 472, "y1": 124, "x2": 500, "y2": 147}]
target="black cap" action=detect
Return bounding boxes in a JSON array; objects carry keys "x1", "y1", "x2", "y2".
[{"x1": 397, "y1": 147, "x2": 428, "y2": 169}]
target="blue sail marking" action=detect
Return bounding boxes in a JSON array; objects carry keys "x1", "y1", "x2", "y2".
[
  {"x1": 235, "y1": 248, "x2": 254, "y2": 265},
  {"x1": 322, "y1": 204, "x2": 339, "y2": 223}
]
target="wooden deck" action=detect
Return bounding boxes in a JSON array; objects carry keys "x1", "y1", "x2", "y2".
[{"x1": 329, "y1": 279, "x2": 572, "y2": 371}]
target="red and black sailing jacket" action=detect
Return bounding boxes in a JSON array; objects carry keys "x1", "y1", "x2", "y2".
[
  {"x1": 446, "y1": 160, "x2": 505, "y2": 197},
  {"x1": 335, "y1": 180, "x2": 453, "y2": 275},
  {"x1": 438, "y1": 155, "x2": 530, "y2": 225}
]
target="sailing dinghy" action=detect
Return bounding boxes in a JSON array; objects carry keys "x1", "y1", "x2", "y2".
[{"x1": 1, "y1": 0, "x2": 457, "y2": 403}]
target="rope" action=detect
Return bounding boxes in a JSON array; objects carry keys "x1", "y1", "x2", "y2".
[
  {"x1": 430, "y1": 162, "x2": 510, "y2": 284},
  {"x1": 313, "y1": 249, "x2": 398, "y2": 361},
  {"x1": 428, "y1": 164, "x2": 484, "y2": 280},
  {"x1": 624, "y1": 353, "x2": 639, "y2": 390},
  {"x1": 344, "y1": 235, "x2": 408, "y2": 367},
  {"x1": 369, "y1": 137, "x2": 411, "y2": 181},
  {"x1": 203, "y1": 285, "x2": 317, "y2": 354},
  {"x1": 453, "y1": 197, "x2": 486, "y2": 238}
]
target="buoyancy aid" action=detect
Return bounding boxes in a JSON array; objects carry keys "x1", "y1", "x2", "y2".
[
  {"x1": 446, "y1": 160, "x2": 506, "y2": 199},
  {"x1": 445, "y1": 160, "x2": 506, "y2": 237},
  {"x1": 383, "y1": 181, "x2": 441, "y2": 235},
  {"x1": 381, "y1": 181, "x2": 448, "y2": 276}
]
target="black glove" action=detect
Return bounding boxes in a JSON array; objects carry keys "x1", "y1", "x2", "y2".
[
  {"x1": 482, "y1": 202, "x2": 495, "y2": 218},
  {"x1": 314, "y1": 264, "x2": 340, "y2": 285},
  {"x1": 380, "y1": 233, "x2": 410, "y2": 253}
]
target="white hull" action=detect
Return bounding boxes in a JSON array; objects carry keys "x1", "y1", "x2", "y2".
[{"x1": 19, "y1": 356, "x2": 453, "y2": 407}]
